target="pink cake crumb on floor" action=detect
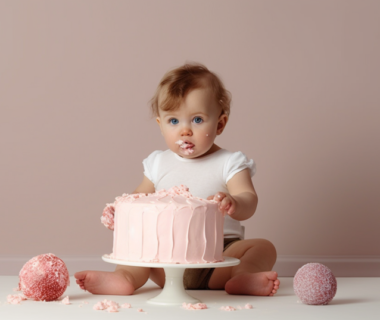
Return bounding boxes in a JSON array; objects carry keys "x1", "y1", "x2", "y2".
[
  {"x1": 121, "y1": 303, "x2": 131, "y2": 308},
  {"x1": 107, "y1": 306, "x2": 119, "y2": 313},
  {"x1": 137, "y1": 308, "x2": 144, "y2": 312},
  {"x1": 61, "y1": 296, "x2": 70, "y2": 305},
  {"x1": 7, "y1": 294, "x2": 27, "y2": 305},
  {"x1": 93, "y1": 299, "x2": 120, "y2": 312},
  {"x1": 182, "y1": 302, "x2": 208, "y2": 310},
  {"x1": 220, "y1": 306, "x2": 236, "y2": 311},
  {"x1": 245, "y1": 303, "x2": 253, "y2": 309}
]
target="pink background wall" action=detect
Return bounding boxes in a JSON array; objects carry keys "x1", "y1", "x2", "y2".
[{"x1": 1, "y1": 1, "x2": 379, "y2": 275}]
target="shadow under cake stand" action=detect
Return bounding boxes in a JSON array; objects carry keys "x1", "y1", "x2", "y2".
[{"x1": 102, "y1": 255, "x2": 240, "y2": 306}]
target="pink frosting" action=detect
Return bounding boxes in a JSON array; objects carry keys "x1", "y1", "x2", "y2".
[
  {"x1": 182, "y1": 302, "x2": 208, "y2": 310},
  {"x1": 110, "y1": 185, "x2": 225, "y2": 264},
  {"x1": 175, "y1": 140, "x2": 195, "y2": 155},
  {"x1": 93, "y1": 299, "x2": 120, "y2": 311},
  {"x1": 220, "y1": 306, "x2": 236, "y2": 311},
  {"x1": 101, "y1": 185, "x2": 198, "y2": 231},
  {"x1": 101, "y1": 204, "x2": 115, "y2": 230},
  {"x1": 61, "y1": 296, "x2": 70, "y2": 305},
  {"x1": 107, "y1": 306, "x2": 119, "y2": 313},
  {"x1": 245, "y1": 303, "x2": 253, "y2": 309},
  {"x1": 121, "y1": 303, "x2": 131, "y2": 308},
  {"x1": 7, "y1": 294, "x2": 27, "y2": 304},
  {"x1": 93, "y1": 302, "x2": 104, "y2": 310}
]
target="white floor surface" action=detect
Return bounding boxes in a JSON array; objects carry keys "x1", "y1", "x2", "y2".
[{"x1": 1, "y1": 276, "x2": 379, "y2": 320}]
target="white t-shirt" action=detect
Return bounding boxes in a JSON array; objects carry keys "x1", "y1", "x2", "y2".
[{"x1": 142, "y1": 149, "x2": 256, "y2": 239}]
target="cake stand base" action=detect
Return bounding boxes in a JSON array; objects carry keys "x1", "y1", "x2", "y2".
[{"x1": 102, "y1": 255, "x2": 240, "y2": 306}]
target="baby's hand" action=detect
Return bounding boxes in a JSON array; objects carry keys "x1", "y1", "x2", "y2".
[{"x1": 207, "y1": 192, "x2": 236, "y2": 216}]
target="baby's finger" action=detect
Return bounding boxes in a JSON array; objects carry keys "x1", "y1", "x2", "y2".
[
  {"x1": 218, "y1": 197, "x2": 230, "y2": 212},
  {"x1": 213, "y1": 192, "x2": 226, "y2": 202},
  {"x1": 207, "y1": 195, "x2": 214, "y2": 200},
  {"x1": 227, "y1": 203, "x2": 235, "y2": 215}
]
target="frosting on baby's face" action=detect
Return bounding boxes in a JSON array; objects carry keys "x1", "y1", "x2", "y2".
[
  {"x1": 175, "y1": 140, "x2": 195, "y2": 155},
  {"x1": 156, "y1": 87, "x2": 228, "y2": 159}
]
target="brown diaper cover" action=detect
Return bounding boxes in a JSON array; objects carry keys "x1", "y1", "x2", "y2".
[{"x1": 183, "y1": 237, "x2": 241, "y2": 290}]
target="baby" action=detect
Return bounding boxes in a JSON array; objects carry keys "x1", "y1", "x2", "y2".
[{"x1": 75, "y1": 63, "x2": 280, "y2": 296}]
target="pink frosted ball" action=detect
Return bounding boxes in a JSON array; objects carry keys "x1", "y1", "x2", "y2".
[
  {"x1": 293, "y1": 263, "x2": 337, "y2": 305},
  {"x1": 19, "y1": 253, "x2": 70, "y2": 301}
]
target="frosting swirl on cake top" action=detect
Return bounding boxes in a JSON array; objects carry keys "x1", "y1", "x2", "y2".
[{"x1": 101, "y1": 185, "x2": 218, "y2": 231}]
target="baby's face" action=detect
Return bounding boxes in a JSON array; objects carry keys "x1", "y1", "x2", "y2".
[{"x1": 156, "y1": 87, "x2": 227, "y2": 159}]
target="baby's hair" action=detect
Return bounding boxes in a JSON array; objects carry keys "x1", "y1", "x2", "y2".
[{"x1": 150, "y1": 62, "x2": 231, "y2": 117}]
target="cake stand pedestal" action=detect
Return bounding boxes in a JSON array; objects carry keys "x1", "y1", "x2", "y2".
[{"x1": 102, "y1": 255, "x2": 240, "y2": 306}]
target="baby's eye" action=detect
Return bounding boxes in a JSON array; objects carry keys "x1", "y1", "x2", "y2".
[
  {"x1": 193, "y1": 117, "x2": 203, "y2": 124},
  {"x1": 169, "y1": 118, "x2": 179, "y2": 125}
]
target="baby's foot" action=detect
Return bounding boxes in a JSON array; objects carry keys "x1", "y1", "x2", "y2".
[
  {"x1": 225, "y1": 271, "x2": 280, "y2": 296},
  {"x1": 74, "y1": 270, "x2": 135, "y2": 295}
]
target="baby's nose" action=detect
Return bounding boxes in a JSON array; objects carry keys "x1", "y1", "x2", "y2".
[{"x1": 180, "y1": 126, "x2": 193, "y2": 136}]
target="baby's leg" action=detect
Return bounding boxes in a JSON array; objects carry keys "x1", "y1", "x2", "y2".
[
  {"x1": 208, "y1": 238, "x2": 280, "y2": 296},
  {"x1": 149, "y1": 268, "x2": 165, "y2": 288},
  {"x1": 75, "y1": 265, "x2": 150, "y2": 295}
]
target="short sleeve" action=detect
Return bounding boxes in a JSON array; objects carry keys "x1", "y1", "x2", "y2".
[
  {"x1": 224, "y1": 151, "x2": 256, "y2": 183},
  {"x1": 142, "y1": 150, "x2": 163, "y2": 184}
]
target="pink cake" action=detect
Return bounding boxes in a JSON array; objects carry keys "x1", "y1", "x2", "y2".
[{"x1": 101, "y1": 185, "x2": 225, "y2": 264}]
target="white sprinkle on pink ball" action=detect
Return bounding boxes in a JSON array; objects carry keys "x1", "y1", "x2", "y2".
[
  {"x1": 293, "y1": 263, "x2": 337, "y2": 305},
  {"x1": 19, "y1": 253, "x2": 70, "y2": 301}
]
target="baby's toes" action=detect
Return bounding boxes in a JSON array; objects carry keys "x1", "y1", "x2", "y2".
[{"x1": 269, "y1": 288, "x2": 277, "y2": 296}]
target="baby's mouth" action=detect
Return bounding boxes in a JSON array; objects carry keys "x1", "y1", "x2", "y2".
[{"x1": 175, "y1": 140, "x2": 195, "y2": 154}]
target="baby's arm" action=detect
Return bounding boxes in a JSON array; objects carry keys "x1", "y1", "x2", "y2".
[
  {"x1": 207, "y1": 168, "x2": 258, "y2": 221},
  {"x1": 133, "y1": 175, "x2": 156, "y2": 194}
]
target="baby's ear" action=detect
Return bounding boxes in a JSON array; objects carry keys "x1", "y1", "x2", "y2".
[
  {"x1": 217, "y1": 114, "x2": 228, "y2": 134},
  {"x1": 156, "y1": 117, "x2": 164, "y2": 135}
]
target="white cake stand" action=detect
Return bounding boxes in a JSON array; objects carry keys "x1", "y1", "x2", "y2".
[{"x1": 102, "y1": 255, "x2": 240, "y2": 306}]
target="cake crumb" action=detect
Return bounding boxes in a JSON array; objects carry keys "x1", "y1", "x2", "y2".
[
  {"x1": 121, "y1": 303, "x2": 131, "y2": 308},
  {"x1": 7, "y1": 294, "x2": 27, "y2": 305},
  {"x1": 107, "y1": 306, "x2": 119, "y2": 313},
  {"x1": 93, "y1": 299, "x2": 120, "y2": 311},
  {"x1": 61, "y1": 296, "x2": 70, "y2": 305},
  {"x1": 220, "y1": 305, "x2": 236, "y2": 311},
  {"x1": 182, "y1": 302, "x2": 208, "y2": 310}
]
